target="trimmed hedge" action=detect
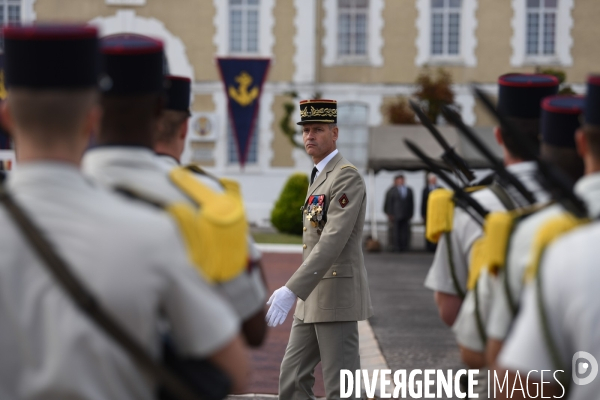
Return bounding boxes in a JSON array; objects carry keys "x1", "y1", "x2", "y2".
[{"x1": 271, "y1": 173, "x2": 309, "y2": 235}]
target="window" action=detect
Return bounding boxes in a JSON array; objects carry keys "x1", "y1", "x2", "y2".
[
  {"x1": 229, "y1": 0, "x2": 260, "y2": 54},
  {"x1": 510, "y1": 0, "x2": 572, "y2": 66},
  {"x1": 526, "y1": 0, "x2": 557, "y2": 56},
  {"x1": 0, "y1": 0, "x2": 20, "y2": 49},
  {"x1": 431, "y1": 0, "x2": 461, "y2": 56},
  {"x1": 227, "y1": 118, "x2": 259, "y2": 164},
  {"x1": 337, "y1": 0, "x2": 368, "y2": 57},
  {"x1": 336, "y1": 103, "x2": 368, "y2": 169}
]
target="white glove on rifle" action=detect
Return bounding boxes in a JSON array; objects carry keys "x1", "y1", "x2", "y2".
[{"x1": 265, "y1": 286, "x2": 297, "y2": 327}]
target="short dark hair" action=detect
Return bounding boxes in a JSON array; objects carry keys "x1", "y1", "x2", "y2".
[
  {"x1": 583, "y1": 124, "x2": 600, "y2": 162},
  {"x1": 9, "y1": 88, "x2": 97, "y2": 143},
  {"x1": 156, "y1": 109, "x2": 188, "y2": 144},
  {"x1": 394, "y1": 174, "x2": 404, "y2": 180},
  {"x1": 99, "y1": 93, "x2": 163, "y2": 147},
  {"x1": 499, "y1": 117, "x2": 541, "y2": 161},
  {"x1": 540, "y1": 143, "x2": 584, "y2": 183}
]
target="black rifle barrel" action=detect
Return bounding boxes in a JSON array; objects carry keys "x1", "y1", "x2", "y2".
[
  {"x1": 409, "y1": 99, "x2": 476, "y2": 183},
  {"x1": 441, "y1": 105, "x2": 537, "y2": 206},
  {"x1": 472, "y1": 86, "x2": 588, "y2": 218},
  {"x1": 404, "y1": 139, "x2": 489, "y2": 219}
]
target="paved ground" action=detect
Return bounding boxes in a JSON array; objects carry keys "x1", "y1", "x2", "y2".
[
  {"x1": 233, "y1": 250, "x2": 464, "y2": 399},
  {"x1": 365, "y1": 251, "x2": 462, "y2": 373}
]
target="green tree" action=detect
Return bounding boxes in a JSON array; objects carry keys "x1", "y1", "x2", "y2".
[{"x1": 271, "y1": 173, "x2": 309, "y2": 235}]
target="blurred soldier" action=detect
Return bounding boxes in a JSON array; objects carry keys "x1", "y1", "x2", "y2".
[
  {"x1": 421, "y1": 173, "x2": 440, "y2": 252},
  {"x1": 481, "y1": 95, "x2": 586, "y2": 366},
  {"x1": 384, "y1": 174, "x2": 414, "y2": 251},
  {"x1": 265, "y1": 100, "x2": 373, "y2": 400},
  {"x1": 152, "y1": 74, "x2": 268, "y2": 346},
  {"x1": 0, "y1": 25, "x2": 247, "y2": 400},
  {"x1": 83, "y1": 36, "x2": 266, "y2": 347},
  {"x1": 497, "y1": 76, "x2": 600, "y2": 399}
]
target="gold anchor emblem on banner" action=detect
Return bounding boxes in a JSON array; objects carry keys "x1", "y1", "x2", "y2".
[{"x1": 228, "y1": 71, "x2": 259, "y2": 107}]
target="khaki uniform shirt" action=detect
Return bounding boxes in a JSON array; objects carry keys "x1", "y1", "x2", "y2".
[{"x1": 286, "y1": 152, "x2": 373, "y2": 323}]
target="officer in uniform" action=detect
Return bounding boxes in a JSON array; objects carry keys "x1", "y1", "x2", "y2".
[
  {"x1": 153, "y1": 74, "x2": 268, "y2": 346},
  {"x1": 264, "y1": 99, "x2": 373, "y2": 400},
  {"x1": 499, "y1": 75, "x2": 600, "y2": 399},
  {"x1": 0, "y1": 24, "x2": 247, "y2": 399},
  {"x1": 484, "y1": 94, "x2": 587, "y2": 366}
]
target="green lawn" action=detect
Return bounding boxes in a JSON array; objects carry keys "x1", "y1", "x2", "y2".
[{"x1": 252, "y1": 232, "x2": 303, "y2": 244}]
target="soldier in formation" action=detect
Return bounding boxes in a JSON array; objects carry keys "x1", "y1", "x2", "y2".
[{"x1": 423, "y1": 73, "x2": 600, "y2": 399}]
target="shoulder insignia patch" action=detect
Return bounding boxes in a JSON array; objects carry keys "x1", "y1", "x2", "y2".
[
  {"x1": 339, "y1": 193, "x2": 349, "y2": 208},
  {"x1": 340, "y1": 165, "x2": 358, "y2": 171}
]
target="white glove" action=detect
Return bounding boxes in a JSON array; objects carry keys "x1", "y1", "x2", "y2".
[{"x1": 265, "y1": 286, "x2": 297, "y2": 327}]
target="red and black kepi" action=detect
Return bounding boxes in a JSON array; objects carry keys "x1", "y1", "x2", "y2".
[
  {"x1": 585, "y1": 75, "x2": 600, "y2": 127},
  {"x1": 165, "y1": 75, "x2": 191, "y2": 115},
  {"x1": 498, "y1": 73, "x2": 560, "y2": 119},
  {"x1": 3, "y1": 24, "x2": 99, "y2": 89},
  {"x1": 541, "y1": 95, "x2": 584, "y2": 149},
  {"x1": 100, "y1": 33, "x2": 164, "y2": 95}
]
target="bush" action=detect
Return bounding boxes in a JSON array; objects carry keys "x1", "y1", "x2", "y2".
[
  {"x1": 271, "y1": 173, "x2": 310, "y2": 235},
  {"x1": 385, "y1": 96, "x2": 418, "y2": 125},
  {"x1": 413, "y1": 66, "x2": 455, "y2": 124}
]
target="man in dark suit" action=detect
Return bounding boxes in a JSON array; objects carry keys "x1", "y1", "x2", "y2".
[
  {"x1": 421, "y1": 173, "x2": 440, "y2": 252},
  {"x1": 384, "y1": 174, "x2": 414, "y2": 252}
]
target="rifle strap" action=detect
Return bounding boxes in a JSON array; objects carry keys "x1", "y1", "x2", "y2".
[
  {"x1": 473, "y1": 280, "x2": 487, "y2": 345},
  {"x1": 489, "y1": 182, "x2": 518, "y2": 211},
  {"x1": 444, "y1": 231, "x2": 465, "y2": 300}
]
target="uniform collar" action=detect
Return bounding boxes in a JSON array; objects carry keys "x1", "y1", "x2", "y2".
[
  {"x1": 505, "y1": 160, "x2": 537, "y2": 175},
  {"x1": 82, "y1": 146, "x2": 160, "y2": 172},
  {"x1": 314, "y1": 149, "x2": 339, "y2": 174},
  {"x1": 575, "y1": 172, "x2": 600, "y2": 218},
  {"x1": 7, "y1": 161, "x2": 91, "y2": 192},
  {"x1": 504, "y1": 161, "x2": 551, "y2": 204},
  {"x1": 155, "y1": 153, "x2": 180, "y2": 168}
]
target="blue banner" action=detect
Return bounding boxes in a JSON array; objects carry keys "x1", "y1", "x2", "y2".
[{"x1": 217, "y1": 58, "x2": 270, "y2": 167}]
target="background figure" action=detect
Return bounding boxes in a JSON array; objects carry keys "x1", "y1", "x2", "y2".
[
  {"x1": 384, "y1": 174, "x2": 414, "y2": 252},
  {"x1": 421, "y1": 173, "x2": 440, "y2": 252}
]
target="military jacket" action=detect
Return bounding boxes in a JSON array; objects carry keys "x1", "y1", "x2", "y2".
[{"x1": 286, "y1": 152, "x2": 373, "y2": 323}]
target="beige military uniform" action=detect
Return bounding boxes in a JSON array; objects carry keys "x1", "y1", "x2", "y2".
[{"x1": 280, "y1": 151, "x2": 373, "y2": 400}]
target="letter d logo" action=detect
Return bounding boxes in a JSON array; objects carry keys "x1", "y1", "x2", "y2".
[{"x1": 572, "y1": 351, "x2": 598, "y2": 385}]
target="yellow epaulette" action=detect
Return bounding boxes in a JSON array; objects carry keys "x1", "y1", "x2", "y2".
[
  {"x1": 340, "y1": 164, "x2": 358, "y2": 171},
  {"x1": 168, "y1": 167, "x2": 248, "y2": 283},
  {"x1": 467, "y1": 237, "x2": 487, "y2": 290},
  {"x1": 467, "y1": 211, "x2": 514, "y2": 290},
  {"x1": 467, "y1": 204, "x2": 548, "y2": 290},
  {"x1": 524, "y1": 212, "x2": 589, "y2": 282},
  {"x1": 425, "y1": 188, "x2": 455, "y2": 243}
]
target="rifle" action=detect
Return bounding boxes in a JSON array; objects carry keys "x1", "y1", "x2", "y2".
[
  {"x1": 409, "y1": 99, "x2": 476, "y2": 185},
  {"x1": 404, "y1": 139, "x2": 488, "y2": 226},
  {"x1": 472, "y1": 86, "x2": 588, "y2": 218},
  {"x1": 441, "y1": 105, "x2": 537, "y2": 207}
]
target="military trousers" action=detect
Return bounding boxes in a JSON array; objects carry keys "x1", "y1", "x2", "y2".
[{"x1": 279, "y1": 316, "x2": 360, "y2": 400}]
